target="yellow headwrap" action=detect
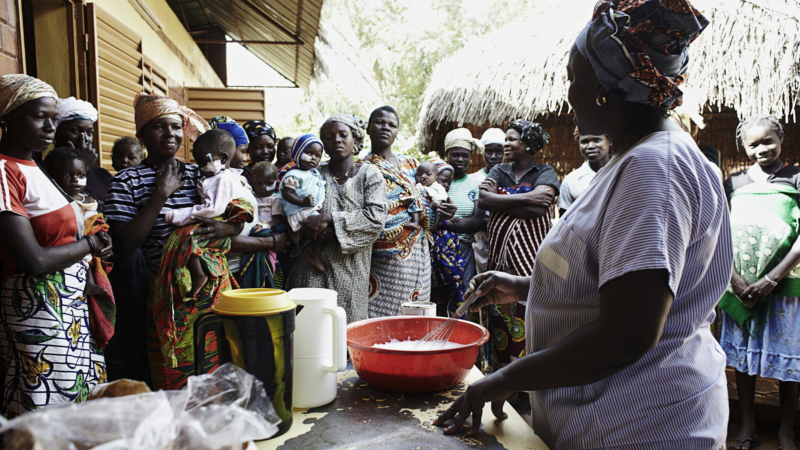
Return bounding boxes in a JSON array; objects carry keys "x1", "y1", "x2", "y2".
[
  {"x1": 444, "y1": 128, "x2": 485, "y2": 154},
  {"x1": 0, "y1": 75, "x2": 58, "y2": 118}
]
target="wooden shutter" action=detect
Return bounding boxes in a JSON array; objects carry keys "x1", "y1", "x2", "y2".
[
  {"x1": 184, "y1": 87, "x2": 267, "y2": 162},
  {"x1": 143, "y1": 58, "x2": 168, "y2": 97},
  {"x1": 86, "y1": 4, "x2": 142, "y2": 171}
]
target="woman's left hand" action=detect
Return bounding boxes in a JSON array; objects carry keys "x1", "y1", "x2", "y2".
[
  {"x1": 190, "y1": 216, "x2": 244, "y2": 241},
  {"x1": 433, "y1": 373, "x2": 512, "y2": 436},
  {"x1": 437, "y1": 202, "x2": 457, "y2": 221},
  {"x1": 314, "y1": 226, "x2": 337, "y2": 244},
  {"x1": 740, "y1": 277, "x2": 777, "y2": 306},
  {"x1": 94, "y1": 231, "x2": 113, "y2": 260},
  {"x1": 301, "y1": 213, "x2": 333, "y2": 241}
]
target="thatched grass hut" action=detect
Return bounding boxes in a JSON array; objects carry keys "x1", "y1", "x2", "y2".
[{"x1": 416, "y1": 0, "x2": 800, "y2": 180}]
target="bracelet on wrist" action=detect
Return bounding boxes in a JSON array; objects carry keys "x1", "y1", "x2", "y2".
[
  {"x1": 270, "y1": 235, "x2": 276, "y2": 248},
  {"x1": 764, "y1": 274, "x2": 779, "y2": 287}
]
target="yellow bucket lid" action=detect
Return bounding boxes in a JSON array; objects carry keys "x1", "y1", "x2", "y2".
[{"x1": 213, "y1": 289, "x2": 297, "y2": 316}]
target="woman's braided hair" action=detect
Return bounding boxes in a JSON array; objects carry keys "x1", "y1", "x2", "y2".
[{"x1": 735, "y1": 115, "x2": 785, "y2": 150}]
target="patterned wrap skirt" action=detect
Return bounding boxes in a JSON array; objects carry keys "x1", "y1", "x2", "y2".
[
  {"x1": 368, "y1": 237, "x2": 431, "y2": 318},
  {"x1": 0, "y1": 263, "x2": 106, "y2": 418},
  {"x1": 487, "y1": 209, "x2": 552, "y2": 369}
]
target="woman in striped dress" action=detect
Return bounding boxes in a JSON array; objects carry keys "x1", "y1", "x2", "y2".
[
  {"x1": 477, "y1": 120, "x2": 560, "y2": 369},
  {"x1": 437, "y1": 1, "x2": 728, "y2": 448}
]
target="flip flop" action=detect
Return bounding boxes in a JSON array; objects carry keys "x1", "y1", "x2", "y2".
[{"x1": 731, "y1": 438, "x2": 761, "y2": 450}]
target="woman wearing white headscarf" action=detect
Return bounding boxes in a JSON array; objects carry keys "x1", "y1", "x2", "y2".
[{"x1": 54, "y1": 97, "x2": 112, "y2": 205}]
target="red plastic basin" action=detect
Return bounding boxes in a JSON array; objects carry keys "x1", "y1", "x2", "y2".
[{"x1": 346, "y1": 316, "x2": 490, "y2": 393}]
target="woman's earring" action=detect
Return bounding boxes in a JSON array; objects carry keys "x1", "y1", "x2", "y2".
[{"x1": 596, "y1": 94, "x2": 608, "y2": 107}]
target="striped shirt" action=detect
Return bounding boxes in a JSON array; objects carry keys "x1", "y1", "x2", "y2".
[
  {"x1": 105, "y1": 161, "x2": 201, "y2": 273},
  {"x1": 448, "y1": 174, "x2": 480, "y2": 243},
  {"x1": 527, "y1": 132, "x2": 731, "y2": 449}
]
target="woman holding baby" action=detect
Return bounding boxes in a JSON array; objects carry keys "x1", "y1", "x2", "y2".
[{"x1": 285, "y1": 114, "x2": 388, "y2": 323}]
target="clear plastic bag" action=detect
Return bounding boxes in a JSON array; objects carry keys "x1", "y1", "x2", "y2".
[{"x1": 0, "y1": 363, "x2": 280, "y2": 450}]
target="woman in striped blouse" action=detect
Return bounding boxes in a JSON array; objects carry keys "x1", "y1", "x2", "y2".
[{"x1": 436, "y1": 1, "x2": 731, "y2": 448}]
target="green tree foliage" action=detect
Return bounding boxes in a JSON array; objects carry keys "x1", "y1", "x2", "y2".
[{"x1": 280, "y1": 0, "x2": 535, "y2": 157}]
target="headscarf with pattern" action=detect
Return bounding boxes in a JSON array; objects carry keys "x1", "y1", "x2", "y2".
[
  {"x1": 243, "y1": 120, "x2": 277, "y2": 143},
  {"x1": 320, "y1": 114, "x2": 367, "y2": 153},
  {"x1": 208, "y1": 116, "x2": 249, "y2": 147},
  {"x1": 290, "y1": 133, "x2": 323, "y2": 168},
  {"x1": 0, "y1": 74, "x2": 58, "y2": 119},
  {"x1": 575, "y1": 0, "x2": 709, "y2": 110},
  {"x1": 56, "y1": 97, "x2": 98, "y2": 127},
  {"x1": 444, "y1": 128, "x2": 485, "y2": 154},
  {"x1": 133, "y1": 93, "x2": 209, "y2": 141},
  {"x1": 508, "y1": 120, "x2": 549, "y2": 155}
]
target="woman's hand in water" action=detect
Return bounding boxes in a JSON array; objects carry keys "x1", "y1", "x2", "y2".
[
  {"x1": 434, "y1": 371, "x2": 512, "y2": 436},
  {"x1": 154, "y1": 163, "x2": 183, "y2": 199},
  {"x1": 190, "y1": 216, "x2": 244, "y2": 242},
  {"x1": 466, "y1": 271, "x2": 530, "y2": 311}
]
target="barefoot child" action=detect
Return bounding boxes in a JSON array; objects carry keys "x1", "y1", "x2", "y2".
[
  {"x1": 111, "y1": 136, "x2": 143, "y2": 172},
  {"x1": 44, "y1": 148, "x2": 116, "y2": 347},
  {"x1": 279, "y1": 134, "x2": 326, "y2": 272},
  {"x1": 238, "y1": 161, "x2": 287, "y2": 289},
  {"x1": 160, "y1": 129, "x2": 254, "y2": 299}
]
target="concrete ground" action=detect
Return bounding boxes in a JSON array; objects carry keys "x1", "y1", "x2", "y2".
[{"x1": 727, "y1": 420, "x2": 798, "y2": 450}]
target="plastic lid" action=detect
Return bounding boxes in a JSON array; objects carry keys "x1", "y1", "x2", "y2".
[{"x1": 213, "y1": 289, "x2": 297, "y2": 316}]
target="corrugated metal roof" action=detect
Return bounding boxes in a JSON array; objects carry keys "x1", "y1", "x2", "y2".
[{"x1": 166, "y1": 0, "x2": 323, "y2": 89}]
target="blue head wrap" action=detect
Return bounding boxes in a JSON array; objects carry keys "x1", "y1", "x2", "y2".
[
  {"x1": 575, "y1": 0, "x2": 708, "y2": 110},
  {"x1": 208, "y1": 116, "x2": 249, "y2": 147},
  {"x1": 291, "y1": 134, "x2": 323, "y2": 167}
]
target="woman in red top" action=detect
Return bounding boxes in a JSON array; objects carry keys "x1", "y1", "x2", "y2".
[{"x1": 0, "y1": 75, "x2": 112, "y2": 418}]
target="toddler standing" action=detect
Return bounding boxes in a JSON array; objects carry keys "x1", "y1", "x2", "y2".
[
  {"x1": 238, "y1": 161, "x2": 287, "y2": 290},
  {"x1": 279, "y1": 134, "x2": 326, "y2": 272}
]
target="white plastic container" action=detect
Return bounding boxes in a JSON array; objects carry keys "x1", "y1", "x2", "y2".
[
  {"x1": 288, "y1": 288, "x2": 347, "y2": 409},
  {"x1": 400, "y1": 301, "x2": 437, "y2": 317}
]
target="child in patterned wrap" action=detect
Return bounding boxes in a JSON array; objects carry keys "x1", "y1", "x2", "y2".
[{"x1": 163, "y1": 129, "x2": 253, "y2": 297}]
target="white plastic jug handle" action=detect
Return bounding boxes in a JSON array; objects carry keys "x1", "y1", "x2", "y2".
[{"x1": 322, "y1": 306, "x2": 347, "y2": 373}]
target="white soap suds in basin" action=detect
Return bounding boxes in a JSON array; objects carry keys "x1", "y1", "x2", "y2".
[{"x1": 371, "y1": 338, "x2": 463, "y2": 351}]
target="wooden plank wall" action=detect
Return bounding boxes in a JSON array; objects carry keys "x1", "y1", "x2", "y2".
[
  {"x1": 185, "y1": 87, "x2": 266, "y2": 162},
  {"x1": 94, "y1": 7, "x2": 142, "y2": 171}
]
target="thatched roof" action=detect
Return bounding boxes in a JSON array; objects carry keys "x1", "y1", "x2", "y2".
[{"x1": 416, "y1": 0, "x2": 800, "y2": 152}]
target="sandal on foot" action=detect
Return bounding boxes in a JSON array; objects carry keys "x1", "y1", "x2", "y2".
[{"x1": 731, "y1": 438, "x2": 761, "y2": 450}]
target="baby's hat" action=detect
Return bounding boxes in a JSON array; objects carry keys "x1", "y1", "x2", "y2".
[{"x1": 291, "y1": 133, "x2": 323, "y2": 166}]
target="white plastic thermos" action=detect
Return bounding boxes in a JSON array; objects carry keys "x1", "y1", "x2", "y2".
[{"x1": 288, "y1": 288, "x2": 347, "y2": 408}]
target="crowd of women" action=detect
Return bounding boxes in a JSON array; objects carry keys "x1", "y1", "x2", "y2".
[{"x1": 1, "y1": 0, "x2": 800, "y2": 448}]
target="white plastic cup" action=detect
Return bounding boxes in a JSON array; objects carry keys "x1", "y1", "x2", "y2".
[{"x1": 401, "y1": 301, "x2": 436, "y2": 317}]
